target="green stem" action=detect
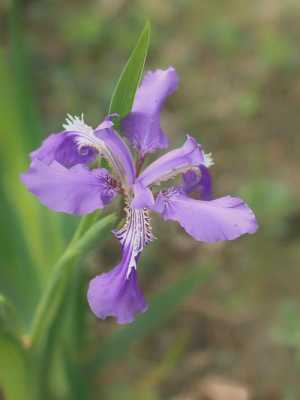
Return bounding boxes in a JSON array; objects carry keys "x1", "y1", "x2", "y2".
[
  {"x1": 29, "y1": 213, "x2": 116, "y2": 348},
  {"x1": 71, "y1": 211, "x2": 101, "y2": 244}
]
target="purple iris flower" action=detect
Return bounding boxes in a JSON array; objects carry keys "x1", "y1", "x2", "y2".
[{"x1": 21, "y1": 67, "x2": 258, "y2": 324}]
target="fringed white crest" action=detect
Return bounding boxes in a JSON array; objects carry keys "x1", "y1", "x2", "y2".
[
  {"x1": 114, "y1": 204, "x2": 155, "y2": 277},
  {"x1": 63, "y1": 114, "x2": 93, "y2": 135},
  {"x1": 63, "y1": 114, "x2": 102, "y2": 151},
  {"x1": 204, "y1": 152, "x2": 214, "y2": 168},
  {"x1": 63, "y1": 114, "x2": 128, "y2": 188}
]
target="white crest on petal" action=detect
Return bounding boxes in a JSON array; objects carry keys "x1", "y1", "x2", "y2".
[
  {"x1": 114, "y1": 204, "x2": 155, "y2": 278},
  {"x1": 204, "y1": 152, "x2": 214, "y2": 168},
  {"x1": 63, "y1": 114, "x2": 93, "y2": 136},
  {"x1": 62, "y1": 114, "x2": 131, "y2": 190},
  {"x1": 63, "y1": 113, "x2": 102, "y2": 151}
]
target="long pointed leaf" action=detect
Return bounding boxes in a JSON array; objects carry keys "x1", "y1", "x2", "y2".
[{"x1": 109, "y1": 21, "x2": 151, "y2": 119}]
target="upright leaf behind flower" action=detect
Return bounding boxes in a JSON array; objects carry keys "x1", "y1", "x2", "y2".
[{"x1": 109, "y1": 21, "x2": 151, "y2": 119}]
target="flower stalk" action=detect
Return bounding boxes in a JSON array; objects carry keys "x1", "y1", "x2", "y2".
[{"x1": 29, "y1": 213, "x2": 116, "y2": 348}]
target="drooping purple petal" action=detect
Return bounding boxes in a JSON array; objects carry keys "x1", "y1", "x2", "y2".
[
  {"x1": 182, "y1": 165, "x2": 212, "y2": 200},
  {"x1": 94, "y1": 127, "x2": 136, "y2": 187},
  {"x1": 136, "y1": 135, "x2": 205, "y2": 190},
  {"x1": 87, "y1": 247, "x2": 147, "y2": 324},
  {"x1": 88, "y1": 204, "x2": 155, "y2": 324},
  {"x1": 154, "y1": 188, "x2": 258, "y2": 243},
  {"x1": 21, "y1": 160, "x2": 117, "y2": 215},
  {"x1": 121, "y1": 67, "x2": 179, "y2": 156},
  {"x1": 30, "y1": 132, "x2": 96, "y2": 168}
]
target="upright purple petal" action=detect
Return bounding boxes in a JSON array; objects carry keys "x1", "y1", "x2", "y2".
[
  {"x1": 182, "y1": 165, "x2": 212, "y2": 200},
  {"x1": 30, "y1": 132, "x2": 96, "y2": 168},
  {"x1": 136, "y1": 135, "x2": 204, "y2": 189},
  {"x1": 95, "y1": 119, "x2": 114, "y2": 130},
  {"x1": 155, "y1": 188, "x2": 258, "y2": 243},
  {"x1": 21, "y1": 160, "x2": 117, "y2": 215},
  {"x1": 121, "y1": 67, "x2": 179, "y2": 156},
  {"x1": 87, "y1": 247, "x2": 147, "y2": 324},
  {"x1": 95, "y1": 127, "x2": 136, "y2": 188}
]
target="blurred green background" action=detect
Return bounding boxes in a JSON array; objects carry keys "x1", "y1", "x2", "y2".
[{"x1": 1, "y1": 1, "x2": 300, "y2": 399}]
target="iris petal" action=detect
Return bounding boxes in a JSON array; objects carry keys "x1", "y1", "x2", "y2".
[
  {"x1": 88, "y1": 205, "x2": 154, "y2": 324},
  {"x1": 122, "y1": 67, "x2": 179, "y2": 156},
  {"x1": 131, "y1": 183, "x2": 155, "y2": 209},
  {"x1": 136, "y1": 135, "x2": 204, "y2": 189},
  {"x1": 182, "y1": 165, "x2": 212, "y2": 200},
  {"x1": 155, "y1": 188, "x2": 258, "y2": 243},
  {"x1": 94, "y1": 127, "x2": 136, "y2": 188},
  {"x1": 21, "y1": 160, "x2": 117, "y2": 215},
  {"x1": 30, "y1": 131, "x2": 96, "y2": 168},
  {"x1": 87, "y1": 247, "x2": 147, "y2": 324},
  {"x1": 63, "y1": 115, "x2": 136, "y2": 189}
]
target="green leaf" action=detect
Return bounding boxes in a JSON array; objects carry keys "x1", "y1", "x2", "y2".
[
  {"x1": 88, "y1": 264, "x2": 215, "y2": 370},
  {"x1": 109, "y1": 21, "x2": 151, "y2": 119},
  {"x1": 34, "y1": 216, "x2": 115, "y2": 398},
  {"x1": 0, "y1": 333, "x2": 36, "y2": 400},
  {"x1": 0, "y1": 294, "x2": 21, "y2": 336},
  {"x1": 8, "y1": 0, "x2": 65, "y2": 268},
  {"x1": 0, "y1": 53, "x2": 45, "y2": 328},
  {"x1": 0, "y1": 0, "x2": 68, "y2": 328},
  {"x1": 30, "y1": 213, "x2": 117, "y2": 348},
  {"x1": 9, "y1": 0, "x2": 42, "y2": 150},
  {"x1": 37, "y1": 265, "x2": 90, "y2": 399}
]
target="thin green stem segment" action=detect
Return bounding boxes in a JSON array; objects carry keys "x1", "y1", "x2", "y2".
[
  {"x1": 29, "y1": 213, "x2": 116, "y2": 348},
  {"x1": 71, "y1": 211, "x2": 101, "y2": 244}
]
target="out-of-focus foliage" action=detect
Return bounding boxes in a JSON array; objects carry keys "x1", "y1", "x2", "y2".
[
  {"x1": 1, "y1": 0, "x2": 300, "y2": 399},
  {"x1": 0, "y1": 334, "x2": 36, "y2": 400}
]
